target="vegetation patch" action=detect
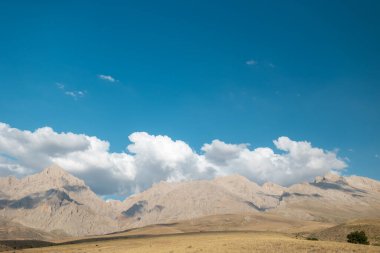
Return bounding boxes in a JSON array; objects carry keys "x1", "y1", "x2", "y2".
[{"x1": 347, "y1": 231, "x2": 369, "y2": 245}]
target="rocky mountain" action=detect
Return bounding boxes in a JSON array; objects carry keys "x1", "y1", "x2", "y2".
[
  {"x1": 272, "y1": 173, "x2": 380, "y2": 222},
  {"x1": 119, "y1": 173, "x2": 380, "y2": 229},
  {"x1": 0, "y1": 165, "x2": 119, "y2": 236},
  {"x1": 1, "y1": 165, "x2": 380, "y2": 238}
]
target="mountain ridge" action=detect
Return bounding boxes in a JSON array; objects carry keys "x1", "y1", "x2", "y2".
[{"x1": 1, "y1": 165, "x2": 380, "y2": 238}]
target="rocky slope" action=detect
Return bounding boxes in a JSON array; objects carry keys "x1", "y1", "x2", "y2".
[
  {"x1": 1, "y1": 165, "x2": 380, "y2": 238},
  {"x1": 0, "y1": 217, "x2": 62, "y2": 241}
]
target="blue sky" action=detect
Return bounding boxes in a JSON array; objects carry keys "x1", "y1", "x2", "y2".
[{"x1": 0, "y1": 0, "x2": 379, "y2": 183}]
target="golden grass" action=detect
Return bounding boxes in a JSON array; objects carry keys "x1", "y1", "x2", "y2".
[{"x1": 12, "y1": 231, "x2": 380, "y2": 253}]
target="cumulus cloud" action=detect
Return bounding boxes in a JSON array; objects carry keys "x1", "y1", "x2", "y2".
[
  {"x1": 0, "y1": 123, "x2": 134, "y2": 194},
  {"x1": 98, "y1": 74, "x2": 117, "y2": 82},
  {"x1": 202, "y1": 140, "x2": 247, "y2": 166},
  {"x1": 0, "y1": 122, "x2": 347, "y2": 196}
]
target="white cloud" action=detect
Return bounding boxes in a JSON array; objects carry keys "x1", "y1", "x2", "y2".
[
  {"x1": 202, "y1": 140, "x2": 247, "y2": 166},
  {"x1": 98, "y1": 74, "x2": 117, "y2": 83},
  {"x1": 56, "y1": 83, "x2": 65, "y2": 90},
  {"x1": 64, "y1": 90, "x2": 86, "y2": 99},
  {"x1": 56, "y1": 83, "x2": 86, "y2": 99},
  {"x1": 0, "y1": 122, "x2": 347, "y2": 196},
  {"x1": 246, "y1": 60, "x2": 257, "y2": 65},
  {"x1": 0, "y1": 122, "x2": 134, "y2": 194}
]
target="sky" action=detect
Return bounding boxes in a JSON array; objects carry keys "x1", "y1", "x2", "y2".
[{"x1": 0, "y1": 1, "x2": 379, "y2": 197}]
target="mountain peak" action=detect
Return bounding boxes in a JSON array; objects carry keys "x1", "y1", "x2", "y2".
[
  {"x1": 214, "y1": 174, "x2": 253, "y2": 183},
  {"x1": 262, "y1": 182, "x2": 286, "y2": 195},
  {"x1": 314, "y1": 172, "x2": 343, "y2": 184},
  {"x1": 24, "y1": 164, "x2": 87, "y2": 191},
  {"x1": 41, "y1": 164, "x2": 69, "y2": 176}
]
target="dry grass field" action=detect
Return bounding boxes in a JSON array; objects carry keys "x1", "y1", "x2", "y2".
[
  {"x1": 102, "y1": 213, "x2": 335, "y2": 238},
  {"x1": 4, "y1": 231, "x2": 380, "y2": 253},
  {"x1": 2, "y1": 216, "x2": 380, "y2": 252}
]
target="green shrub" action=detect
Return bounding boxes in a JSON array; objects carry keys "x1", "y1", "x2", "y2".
[
  {"x1": 347, "y1": 231, "x2": 369, "y2": 245},
  {"x1": 306, "y1": 237, "x2": 318, "y2": 241}
]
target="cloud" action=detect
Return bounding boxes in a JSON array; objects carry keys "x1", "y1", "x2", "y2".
[
  {"x1": 202, "y1": 140, "x2": 247, "y2": 166},
  {"x1": 0, "y1": 122, "x2": 347, "y2": 196},
  {"x1": 246, "y1": 60, "x2": 257, "y2": 65},
  {"x1": 56, "y1": 83, "x2": 65, "y2": 90},
  {"x1": 0, "y1": 123, "x2": 134, "y2": 194},
  {"x1": 64, "y1": 90, "x2": 86, "y2": 99},
  {"x1": 98, "y1": 74, "x2": 117, "y2": 83},
  {"x1": 56, "y1": 83, "x2": 86, "y2": 99}
]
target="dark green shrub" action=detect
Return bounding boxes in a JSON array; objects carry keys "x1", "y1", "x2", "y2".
[
  {"x1": 306, "y1": 237, "x2": 318, "y2": 241},
  {"x1": 347, "y1": 231, "x2": 369, "y2": 245}
]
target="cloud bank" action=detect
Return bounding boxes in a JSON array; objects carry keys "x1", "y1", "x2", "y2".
[{"x1": 0, "y1": 122, "x2": 347, "y2": 196}]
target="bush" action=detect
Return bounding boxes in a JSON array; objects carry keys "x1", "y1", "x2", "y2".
[
  {"x1": 347, "y1": 231, "x2": 369, "y2": 245},
  {"x1": 306, "y1": 237, "x2": 318, "y2": 241}
]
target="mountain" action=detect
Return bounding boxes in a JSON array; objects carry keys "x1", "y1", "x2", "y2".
[
  {"x1": 0, "y1": 165, "x2": 119, "y2": 236},
  {"x1": 271, "y1": 173, "x2": 380, "y2": 222},
  {"x1": 119, "y1": 173, "x2": 380, "y2": 229},
  {"x1": 119, "y1": 175, "x2": 280, "y2": 229},
  {"x1": 1, "y1": 165, "x2": 380, "y2": 239}
]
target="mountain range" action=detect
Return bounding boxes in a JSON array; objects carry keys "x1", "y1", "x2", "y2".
[{"x1": 1, "y1": 165, "x2": 380, "y2": 238}]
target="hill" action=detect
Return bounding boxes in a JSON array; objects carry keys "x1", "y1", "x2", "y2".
[{"x1": 311, "y1": 219, "x2": 380, "y2": 245}]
